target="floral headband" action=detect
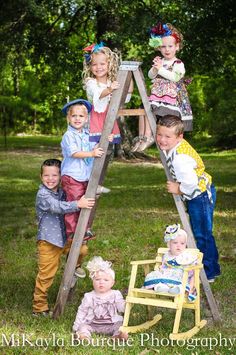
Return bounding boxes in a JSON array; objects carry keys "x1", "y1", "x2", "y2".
[
  {"x1": 149, "y1": 22, "x2": 179, "y2": 48},
  {"x1": 164, "y1": 223, "x2": 181, "y2": 243},
  {"x1": 86, "y1": 256, "x2": 115, "y2": 280},
  {"x1": 83, "y1": 42, "x2": 105, "y2": 63}
]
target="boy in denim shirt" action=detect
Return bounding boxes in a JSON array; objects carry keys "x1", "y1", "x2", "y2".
[{"x1": 33, "y1": 159, "x2": 95, "y2": 316}]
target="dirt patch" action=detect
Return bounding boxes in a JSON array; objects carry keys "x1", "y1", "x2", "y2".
[
  {"x1": 115, "y1": 159, "x2": 162, "y2": 167},
  {"x1": 114, "y1": 153, "x2": 161, "y2": 167}
]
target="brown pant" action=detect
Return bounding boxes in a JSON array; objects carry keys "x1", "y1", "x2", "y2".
[{"x1": 33, "y1": 240, "x2": 88, "y2": 313}]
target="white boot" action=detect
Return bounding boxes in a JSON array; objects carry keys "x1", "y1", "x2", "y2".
[{"x1": 154, "y1": 284, "x2": 170, "y2": 293}]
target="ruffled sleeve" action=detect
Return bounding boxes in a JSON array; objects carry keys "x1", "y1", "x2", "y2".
[
  {"x1": 72, "y1": 292, "x2": 93, "y2": 332},
  {"x1": 176, "y1": 251, "x2": 198, "y2": 266},
  {"x1": 114, "y1": 290, "x2": 126, "y2": 313},
  {"x1": 85, "y1": 78, "x2": 110, "y2": 113}
]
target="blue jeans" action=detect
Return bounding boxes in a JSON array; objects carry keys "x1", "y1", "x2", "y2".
[{"x1": 186, "y1": 185, "x2": 221, "y2": 280}]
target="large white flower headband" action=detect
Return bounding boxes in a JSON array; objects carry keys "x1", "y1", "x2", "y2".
[{"x1": 86, "y1": 256, "x2": 115, "y2": 280}]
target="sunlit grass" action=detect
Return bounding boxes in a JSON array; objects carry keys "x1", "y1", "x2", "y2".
[{"x1": 0, "y1": 136, "x2": 235, "y2": 354}]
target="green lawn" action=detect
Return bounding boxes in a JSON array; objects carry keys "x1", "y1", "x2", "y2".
[{"x1": 0, "y1": 136, "x2": 236, "y2": 354}]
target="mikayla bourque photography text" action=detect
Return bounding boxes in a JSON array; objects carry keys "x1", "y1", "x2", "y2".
[{"x1": 1, "y1": 332, "x2": 235, "y2": 351}]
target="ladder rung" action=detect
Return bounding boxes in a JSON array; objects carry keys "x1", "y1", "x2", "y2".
[{"x1": 118, "y1": 109, "x2": 145, "y2": 116}]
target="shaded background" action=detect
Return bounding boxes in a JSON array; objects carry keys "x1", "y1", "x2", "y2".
[{"x1": 0, "y1": 0, "x2": 235, "y2": 146}]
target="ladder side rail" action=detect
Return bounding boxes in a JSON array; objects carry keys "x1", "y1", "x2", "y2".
[
  {"x1": 53, "y1": 69, "x2": 132, "y2": 318},
  {"x1": 133, "y1": 67, "x2": 198, "y2": 247}
]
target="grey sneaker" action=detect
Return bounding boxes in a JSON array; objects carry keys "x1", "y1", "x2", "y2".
[
  {"x1": 96, "y1": 185, "x2": 111, "y2": 194},
  {"x1": 74, "y1": 267, "x2": 86, "y2": 278},
  {"x1": 32, "y1": 310, "x2": 52, "y2": 318},
  {"x1": 83, "y1": 229, "x2": 96, "y2": 242},
  {"x1": 70, "y1": 267, "x2": 86, "y2": 288}
]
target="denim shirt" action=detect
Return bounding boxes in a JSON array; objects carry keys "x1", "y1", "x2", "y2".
[
  {"x1": 36, "y1": 184, "x2": 79, "y2": 248},
  {"x1": 61, "y1": 125, "x2": 95, "y2": 182}
]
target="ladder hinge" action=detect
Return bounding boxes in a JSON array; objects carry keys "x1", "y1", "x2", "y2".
[{"x1": 119, "y1": 61, "x2": 141, "y2": 71}]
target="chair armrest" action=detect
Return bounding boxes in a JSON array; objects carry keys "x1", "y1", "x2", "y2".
[
  {"x1": 183, "y1": 263, "x2": 203, "y2": 271},
  {"x1": 130, "y1": 259, "x2": 157, "y2": 266}
]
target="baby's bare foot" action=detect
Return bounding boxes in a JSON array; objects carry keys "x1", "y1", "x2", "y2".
[
  {"x1": 75, "y1": 332, "x2": 90, "y2": 341},
  {"x1": 113, "y1": 331, "x2": 128, "y2": 340}
]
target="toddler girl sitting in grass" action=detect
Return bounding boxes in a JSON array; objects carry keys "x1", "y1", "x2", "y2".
[{"x1": 73, "y1": 256, "x2": 128, "y2": 340}]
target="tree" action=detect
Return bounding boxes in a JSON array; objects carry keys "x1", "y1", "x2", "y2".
[{"x1": 0, "y1": 0, "x2": 235, "y2": 144}]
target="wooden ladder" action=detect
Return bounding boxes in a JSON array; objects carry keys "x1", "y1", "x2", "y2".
[{"x1": 53, "y1": 61, "x2": 221, "y2": 323}]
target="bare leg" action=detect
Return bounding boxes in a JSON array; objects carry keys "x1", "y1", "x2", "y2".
[
  {"x1": 138, "y1": 115, "x2": 145, "y2": 136},
  {"x1": 143, "y1": 115, "x2": 152, "y2": 138}
]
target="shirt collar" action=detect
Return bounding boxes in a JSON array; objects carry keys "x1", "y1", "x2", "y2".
[
  {"x1": 164, "y1": 140, "x2": 182, "y2": 157},
  {"x1": 40, "y1": 183, "x2": 60, "y2": 196},
  {"x1": 163, "y1": 57, "x2": 177, "y2": 65},
  {"x1": 68, "y1": 124, "x2": 89, "y2": 136}
]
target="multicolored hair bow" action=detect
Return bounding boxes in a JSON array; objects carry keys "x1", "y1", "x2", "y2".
[
  {"x1": 83, "y1": 42, "x2": 105, "y2": 63},
  {"x1": 149, "y1": 22, "x2": 175, "y2": 48},
  {"x1": 164, "y1": 223, "x2": 181, "y2": 243}
]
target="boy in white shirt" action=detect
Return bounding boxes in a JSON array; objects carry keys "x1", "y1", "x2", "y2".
[{"x1": 156, "y1": 115, "x2": 220, "y2": 282}]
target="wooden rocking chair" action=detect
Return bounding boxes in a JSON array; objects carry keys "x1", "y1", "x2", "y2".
[{"x1": 120, "y1": 247, "x2": 207, "y2": 340}]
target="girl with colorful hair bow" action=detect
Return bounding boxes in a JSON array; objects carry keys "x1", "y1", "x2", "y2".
[
  {"x1": 148, "y1": 22, "x2": 193, "y2": 131},
  {"x1": 72, "y1": 256, "x2": 128, "y2": 340},
  {"x1": 82, "y1": 43, "x2": 122, "y2": 144}
]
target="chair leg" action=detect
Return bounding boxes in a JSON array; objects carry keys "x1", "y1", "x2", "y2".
[
  {"x1": 122, "y1": 302, "x2": 132, "y2": 327},
  {"x1": 147, "y1": 305, "x2": 154, "y2": 320},
  {"x1": 172, "y1": 306, "x2": 183, "y2": 335},
  {"x1": 195, "y1": 293, "x2": 201, "y2": 325},
  {"x1": 170, "y1": 285, "x2": 207, "y2": 340}
]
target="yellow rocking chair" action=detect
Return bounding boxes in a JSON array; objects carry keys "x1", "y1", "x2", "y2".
[{"x1": 120, "y1": 247, "x2": 207, "y2": 340}]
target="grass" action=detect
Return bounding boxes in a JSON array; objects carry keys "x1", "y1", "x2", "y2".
[{"x1": 0, "y1": 136, "x2": 236, "y2": 354}]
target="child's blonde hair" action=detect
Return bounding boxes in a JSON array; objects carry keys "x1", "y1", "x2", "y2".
[
  {"x1": 82, "y1": 46, "x2": 120, "y2": 85},
  {"x1": 67, "y1": 103, "x2": 88, "y2": 116},
  {"x1": 66, "y1": 104, "x2": 88, "y2": 125}
]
